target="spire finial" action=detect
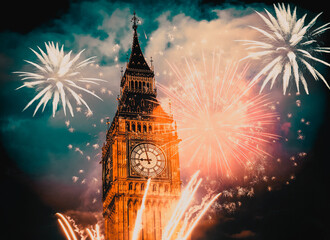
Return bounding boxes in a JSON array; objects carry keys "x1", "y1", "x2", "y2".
[{"x1": 131, "y1": 11, "x2": 139, "y2": 30}]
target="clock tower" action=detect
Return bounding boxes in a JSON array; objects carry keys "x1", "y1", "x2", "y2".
[{"x1": 102, "y1": 12, "x2": 181, "y2": 240}]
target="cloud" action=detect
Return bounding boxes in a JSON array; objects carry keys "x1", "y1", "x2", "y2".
[
  {"x1": 144, "y1": 7, "x2": 262, "y2": 87},
  {"x1": 230, "y1": 230, "x2": 256, "y2": 238}
]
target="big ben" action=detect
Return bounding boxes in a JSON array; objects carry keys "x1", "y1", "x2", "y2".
[{"x1": 102, "y1": 12, "x2": 182, "y2": 240}]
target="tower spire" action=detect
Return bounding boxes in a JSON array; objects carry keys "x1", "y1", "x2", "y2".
[
  {"x1": 131, "y1": 11, "x2": 139, "y2": 30},
  {"x1": 126, "y1": 11, "x2": 152, "y2": 71}
]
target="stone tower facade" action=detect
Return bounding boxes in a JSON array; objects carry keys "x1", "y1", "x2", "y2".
[{"x1": 102, "y1": 12, "x2": 181, "y2": 240}]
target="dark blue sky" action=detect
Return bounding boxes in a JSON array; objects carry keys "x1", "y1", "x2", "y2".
[{"x1": 1, "y1": 0, "x2": 329, "y2": 239}]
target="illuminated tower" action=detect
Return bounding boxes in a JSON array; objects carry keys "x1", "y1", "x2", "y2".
[{"x1": 102, "y1": 12, "x2": 181, "y2": 240}]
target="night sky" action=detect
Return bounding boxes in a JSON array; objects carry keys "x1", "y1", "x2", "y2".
[{"x1": 1, "y1": 0, "x2": 329, "y2": 239}]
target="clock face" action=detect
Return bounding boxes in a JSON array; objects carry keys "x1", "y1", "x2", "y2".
[{"x1": 130, "y1": 143, "x2": 166, "y2": 177}]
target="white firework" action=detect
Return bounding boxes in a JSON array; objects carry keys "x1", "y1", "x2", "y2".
[
  {"x1": 240, "y1": 3, "x2": 330, "y2": 94},
  {"x1": 15, "y1": 42, "x2": 106, "y2": 117}
]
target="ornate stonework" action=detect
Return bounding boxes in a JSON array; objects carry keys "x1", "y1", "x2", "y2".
[{"x1": 102, "y1": 12, "x2": 181, "y2": 240}]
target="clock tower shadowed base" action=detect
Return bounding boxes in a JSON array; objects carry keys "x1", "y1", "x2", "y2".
[{"x1": 102, "y1": 12, "x2": 182, "y2": 240}]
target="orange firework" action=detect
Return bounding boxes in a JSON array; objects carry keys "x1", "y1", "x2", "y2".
[
  {"x1": 56, "y1": 212, "x2": 102, "y2": 240},
  {"x1": 158, "y1": 51, "x2": 280, "y2": 177},
  {"x1": 162, "y1": 171, "x2": 221, "y2": 240},
  {"x1": 132, "y1": 178, "x2": 151, "y2": 240},
  {"x1": 56, "y1": 173, "x2": 220, "y2": 240},
  {"x1": 56, "y1": 213, "x2": 78, "y2": 240}
]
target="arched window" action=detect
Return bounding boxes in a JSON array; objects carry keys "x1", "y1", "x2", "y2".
[
  {"x1": 138, "y1": 124, "x2": 141, "y2": 132},
  {"x1": 148, "y1": 125, "x2": 152, "y2": 132},
  {"x1": 165, "y1": 185, "x2": 169, "y2": 192},
  {"x1": 126, "y1": 122, "x2": 130, "y2": 131},
  {"x1": 139, "y1": 81, "x2": 142, "y2": 90},
  {"x1": 143, "y1": 125, "x2": 147, "y2": 132},
  {"x1": 153, "y1": 184, "x2": 157, "y2": 192},
  {"x1": 132, "y1": 123, "x2": 136, "y2": 132},
  {"x1": 135, "y1": 81, "x2": 138, "y2": 89},
  {"x1": 141, "y1": 183, "x2": 145, "y2": 191},
  {"x1": 129, "y1": 182, "x2": 133, "y2": 190}
]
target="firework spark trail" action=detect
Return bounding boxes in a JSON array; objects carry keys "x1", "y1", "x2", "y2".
[
  {"x1": 132, "y1": 178, "x2": 151, "y2": 240},
  {"x1": 162, "y1": 171, "x2": 202, "y2": 240},
  {"x1": 56, "y1": 213, "x2": 103, "y2": 240},
  {"x1": 158, "y1": 52, "x2": 279, "y2": 176},
  {"x1": 86, "y1": 224, "x2": 102, "y2": 240},
  {"x1": 162, "y1": 171, "x2": 221, "y2": 240},
  {"x1": 239, "y1": 3, "x2": 330, "y2": 94},
  {"x1": 57, "y1": 219, "x2": 73, "y2": 240},
  {"x1": 87, "y1": 228, "x2": 95, "y2": 240},
  {"x1": 178, "y1": 193, "x2": 221, "y2": 240},
  {"x1": 15, "y1": 42, "x2": 106, "y2": 117},
  {"x1": 56, "y1": 213, "x2": 78, "y2": 240}
]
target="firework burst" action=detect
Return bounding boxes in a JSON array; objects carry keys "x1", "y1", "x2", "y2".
[
  {"x1": 158, "y1": 51, "x2": 279, "y2": 177},
  {"x1": 15, "y1": 42, "x2": 106, "y2": 117},
  {"x1": 240, "y1": 3, "x2": 330, "y2": 94}
]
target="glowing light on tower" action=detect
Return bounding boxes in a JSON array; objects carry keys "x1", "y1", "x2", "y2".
[
  {"x1": 158, "y1": 51, "x2": 279, "y2": 177},
  {"x1": 239, "y1": 3, "x2": 330, "y2": 94}
]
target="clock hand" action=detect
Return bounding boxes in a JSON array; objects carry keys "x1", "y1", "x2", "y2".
[
  {"x1": 144, "y1": 144, "x2": 151, "y2": 164},
  {"x1": 140, "y1": 158, "x2": 152, "y2": 164}
]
